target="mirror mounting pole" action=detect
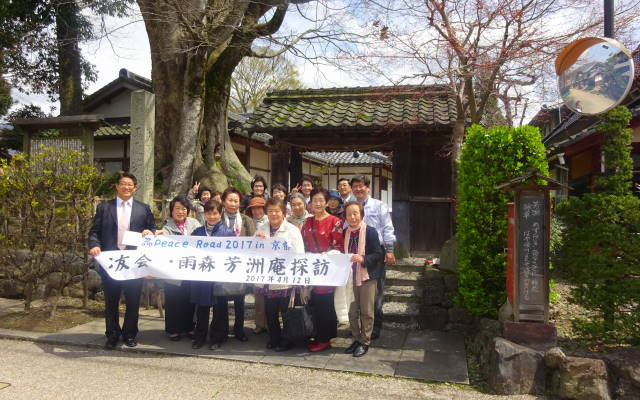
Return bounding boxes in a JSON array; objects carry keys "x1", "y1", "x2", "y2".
[{"x1": 604, "y1": 0, "x2": 614, "y2": 38}]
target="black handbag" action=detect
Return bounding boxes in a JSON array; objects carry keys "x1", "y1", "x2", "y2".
[{"x1": 283, "y1": 290, "x2": 316, "y2": 342}]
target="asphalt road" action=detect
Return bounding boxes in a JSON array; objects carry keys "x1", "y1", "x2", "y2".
[{"x1": 0, "y1": 339, "x2": 539, "y2": 400}]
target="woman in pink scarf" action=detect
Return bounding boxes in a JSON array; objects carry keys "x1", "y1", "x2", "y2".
[{"x1": 343, "y1": 201, "x2": 384, "y2": 357}]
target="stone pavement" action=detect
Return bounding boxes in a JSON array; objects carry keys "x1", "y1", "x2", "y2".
[
  {"x1": 0, "y1": 309, "x2": 469, "y2": 385},
  {"x1": 1, "y1": 339, "x2": 540, "y2": 400}
]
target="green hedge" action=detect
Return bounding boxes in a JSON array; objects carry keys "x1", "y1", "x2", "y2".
[
  {"x1": 555, "y1": 106, "x2": 639, "y2": 343},
  {"x1": 555, "y1": 194, "x2": 640, "y2": 342},
  {"x1": 457, "y1": 124, "x2": 548, "y2": 317}
]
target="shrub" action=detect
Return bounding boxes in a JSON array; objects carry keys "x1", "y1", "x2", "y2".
[
  {"x1": 0, "y1": 147, "x2": 101, "y2": 315},
  {"x1": 457, "y1": 124, "x2": 548, "y2": 317},
  {"x1": 594, "y1": 106, "x2": 633, "y2": 195},
  {"x1": 555, "y1": 106, "x2": 640, "y2": 343}
]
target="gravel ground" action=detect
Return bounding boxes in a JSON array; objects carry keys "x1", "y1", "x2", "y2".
[{"x1": 0, "y1": 339, "x2": 542, "y2": 400}]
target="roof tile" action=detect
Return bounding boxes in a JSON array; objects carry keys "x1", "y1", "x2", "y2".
[
  {"x1": 246, "y1": 85, "x2": 456, "y2": 132},
  {"x1": 302, "y1": 151, "x2": 391, "y2": 166}
]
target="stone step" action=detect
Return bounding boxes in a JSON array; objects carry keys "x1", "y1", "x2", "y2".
[
  {"x1": 386, "y1": 262, "x2": 426, "y2": 273},
  {"x1": 230, "y1": 296, "x2": 420, "y2": 330},
  {"x1": 384, "y1": 292, "x2": 422, "y2": 303},
  {"x1": 383, "y1": 301, "x2": 420, "y2": 317},
  {"x1": 384, "y1": 285, "x2": 422, "y2": 303},
  {"x1": 388, "y1": 257, "x2": 427, "y2": 271},
  {"x1": 386, "y1": 269, "x2": 424, "y2": 286},
  {"x1": 385, "y1": 284, "x2": 422, "y2": 295},
  {"x1": 384, "y1": 302, "x2": 421, "y2": 325}
]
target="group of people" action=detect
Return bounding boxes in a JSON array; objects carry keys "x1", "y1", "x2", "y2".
[{"x1": 88, "y1": 172, "x2": 396, "y2": 358}]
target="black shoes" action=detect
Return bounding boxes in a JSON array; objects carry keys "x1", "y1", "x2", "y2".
[
  {"x1": 169, "y1": 334, "x2": 181, "y2": 342},
  {"x1": 344, "y1": 341, "x2": 360, "y2": 354},
  {"x1": 236, "y1": 334, "x2": 249, "y2": 342},
  {"x1": 208, "y1": 342, "x2": 222, "y2": 350},
  {"x1": 124, "y1": 338, "x2": 138, "y2": 348},
  {"x1": 104, "y1": 336, "x2": 118, "y2": 350},
  {"x1": 275, "y1": 340, "x2": 292, "y2": 352},
  {"x1": 371, "y1": 331, "x2": 380, "y2": 340},
  {"x1": 353, "y1": 344, "x2": 369, "y2": 357},
  {"x1": 192, "y1": 340, "x2": 204, "y2": 349}
]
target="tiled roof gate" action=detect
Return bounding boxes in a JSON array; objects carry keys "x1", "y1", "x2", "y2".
[
  {"x1": 248, "y1": 85, "x2": 458, "y2": 255},
  {"x1": 246, "y1": 85, "x2": 457, "y2": 147}
]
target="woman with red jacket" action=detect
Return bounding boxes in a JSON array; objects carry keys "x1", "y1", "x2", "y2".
[{"x1": 300, "y1": 187, "x2": 344, "y2": 352}]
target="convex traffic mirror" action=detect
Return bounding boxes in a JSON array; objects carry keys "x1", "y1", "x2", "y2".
[{"x1": 556, "y1": 37, "x2": 634, "y2": 115}]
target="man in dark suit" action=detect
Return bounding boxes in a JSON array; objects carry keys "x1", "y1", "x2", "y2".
[{"x1": 88, "y1": 172, "x2": 156, "y2": 349}]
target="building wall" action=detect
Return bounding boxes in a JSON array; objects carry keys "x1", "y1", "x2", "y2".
[
  {"x1": 87, "y1": 86, "x2": 394, "y2": 201},
  {"x1": 93, "y1": 138, "x2": 128, "y2": 174},
  {"x1": 318, "y1": 164, "x2": 393, "y2": 208},
  {"x1": 249, "y1": 147, "x2": 271, "y2": 187},
  {"x1": 90, "y1": 91, "x2": 132, "y2": 119},
  {"x1": 94, "y1": 139, "x2": 126, "y2": 158}
]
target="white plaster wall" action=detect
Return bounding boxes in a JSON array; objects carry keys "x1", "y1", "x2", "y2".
[
  {"x1": 338, "y1": 166, "x2": 368, "y2": 175},
  {"x1": 302, "y1": 161, "x2": 312, "y2": 174},
  {"x1": 327, "y1": 175, "x2": 337, "y2": 190},
  {"x1": 91, "y1": 91, "x2": 132, "y2": 119}
]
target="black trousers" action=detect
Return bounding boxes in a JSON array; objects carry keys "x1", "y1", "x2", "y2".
[
  {"x1": 194, "y1": 305, "x2": 215, "y2": 343},
  {"x1": 265, "y1": 296, "x2": 289, "y2": 347},
  {"x1": 373, "y1": 266, "x2": 386, "y2": 334},
  {"x1": 310, "y1": 291, "x2": 337, "y2": 342},
  {"x1": 164, "y1": 281, "x2": 195, "y2": 335},
  {"x1": 100, "y1": 269, "x2": 143, "y2": 340},
  {"x1": 210, "y1": 295, "x2": 245, "y2": 343}
]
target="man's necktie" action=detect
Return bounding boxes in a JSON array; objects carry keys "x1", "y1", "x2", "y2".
[{"x1": 117, "y1": 201, "x2": 130, "y2": 250}]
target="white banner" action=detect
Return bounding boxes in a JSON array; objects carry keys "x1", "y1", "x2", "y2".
[{"x1": 94, "y1": 235, "x2": 352, "y2": 286}]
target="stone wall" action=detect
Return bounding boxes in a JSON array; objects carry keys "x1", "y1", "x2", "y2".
[
  {"x1": 469, "y1": 318, "x2": 640, "y2": 399},
  {"x1": 419, "y1": 266, "x2": 473, "y2": 331},
  {"x1": 419, "y1": 236, "x2": 473, "y2": 332},
  {"x1": 0, "y1": 250, "x2": 100, "y2": 300}
]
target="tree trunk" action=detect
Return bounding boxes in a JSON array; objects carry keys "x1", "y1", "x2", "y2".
[
  {"x1": 137, "y1": 0, "x2": 280, "y2": 196},
  {"x1": 196, "y1": 48, "x2": 252, "y2": 193},
  {"x1": 82, "y1": 257, "x2": 89, "y2": 308},
  {"x1": 138, "y1": 0, "x2": 189, "y2": 193},
  {"x1": 450, "y1": 118, "x2": 466, "y2": 195},
  {"x1": 55, "y1": 1, "x2": 83, "y2": 116},
  {"x1": 23, "y1": 281, "x2": 34, "y2": 312},
  {"x1": 49, "y1": 290, "x2": 61, "y2": 319},
  {"x1": 151, "y1": 58, "x2": 186, "y2": 190},
  {"x1": 167, "y1": 51, "x2": 206, "y2": 196}
]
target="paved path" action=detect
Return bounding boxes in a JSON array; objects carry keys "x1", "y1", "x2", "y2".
[
  {"x1": 0, "y1": 339, "x2": 541, "y2": 400},
  {"x1": 0, "y1": 311, "x2": 469, "y2": 384}
]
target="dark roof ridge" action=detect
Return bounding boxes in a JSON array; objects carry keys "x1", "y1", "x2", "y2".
[
  {"x1": 83, "y1": 68, "x2": 153, "y2": 112},
  {"x1": 364, "y1": 151, "x2": 389, "y2": 162},
  {"x1": 117, "y1": 68, "x2": 152, "y2": 87},
  {"x1": 265, "y1": 84, "x2": 451, "y2": 100}
]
